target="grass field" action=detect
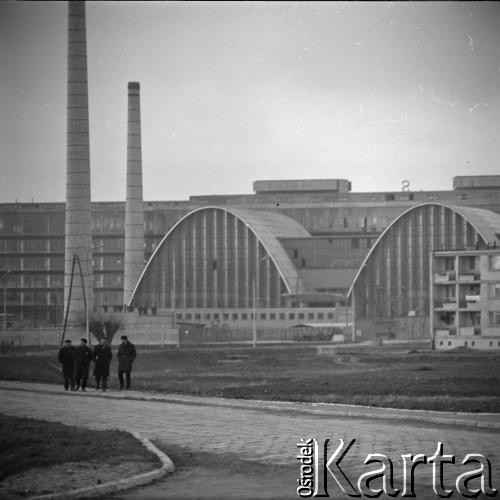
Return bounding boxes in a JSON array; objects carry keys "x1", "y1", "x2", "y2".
[
  {"x1": 0, "y1": 414, "x2": 159, "y2": 482},
  {"x1": 1, "y1": 343, "x2": 499, "y2": 412}
]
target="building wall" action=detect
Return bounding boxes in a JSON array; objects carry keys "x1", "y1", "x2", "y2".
[
  {"x1": 2, "y1": 176, "x2": 500, "y2": 328},
  {"x1": 353, "y1": 204, "x2": 486, "y2": 325},
  {"x1": 432, "y1": 250, "x2": 500, "y2": 350}
]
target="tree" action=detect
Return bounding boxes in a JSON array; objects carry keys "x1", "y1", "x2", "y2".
[{"x1": 88, "y1": 311, "x2": 125, "y2": 343}]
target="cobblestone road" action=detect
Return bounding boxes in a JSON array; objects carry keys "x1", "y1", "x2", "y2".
[{"x1": 1, "y1": 382, "x2": 499, "y2": 495}]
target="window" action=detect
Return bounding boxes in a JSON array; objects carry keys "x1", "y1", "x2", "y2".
[
  {"x1": 440, "y1": 341, "x2": 443, "y2": 346},
  {"x1": 289, "y1": 313, "x2": 295, "y2": 320},
  {"x1": 318, "y1": 312, "x2": 324, "y2": 320},
  {"x1": 308, "y1": 312, "x2": 314, "y2": 320},
  {"x1": 270, "y1": 313, "x2": 276, "y2": 320},
  {"x1": 279, "y1": 313, "x2": 285, "y2": 320},
  {"x1": 448, "y1": 341, "x2": 452, "y2": 346},
  {"x1": 241, "y1": 313, "x2": 247, "y2": 320},
  {"x1": 351, "y1": 238, "x2": 360, "y2": 249},
  {"x1": 490, "y1": 283, "x2": 500, "y2": 298},
  {"x1": 491, "y1": 255, "x2": 500, "y2": 270},
  {"x1": 232, "y1": 313, "x2": 238, "y2": 321},
  {"x1": 489, "y1": 312, "x2": 500, "y2": 325},
  {"x1": 260, "y1": 313, "x2": 266, "y2": 320},
  {"x1": 50, "y1": 239, "x2": 64, "y2": 252},
  {"x1": 298, "y1": 313, "x2": 304, "y2": 320},
  {"x1": 186, "y1": 313, "x2": 192, "y2": 320}
]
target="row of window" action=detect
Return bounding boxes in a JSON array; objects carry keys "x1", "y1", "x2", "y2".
[
  {"x1": 176, "y1": 310, "x2": 336, "y2": 322},
  {"x1": 436, "y1": 311, "x2": 500, "y2": 327},
  {"x1": 438, "y1": 255, "x2": 500, "y2": 272},
  {"x1": 439, "y1": 340, "x2": 500, "y2": 347}
]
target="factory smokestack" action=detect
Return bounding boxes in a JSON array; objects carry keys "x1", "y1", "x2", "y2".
[
  {"x1": 123, "y1": 82, "x2": 145, "y2": 305},
  {"x1": 64, "y1": 1, "x2": 93, "y2": 324}
]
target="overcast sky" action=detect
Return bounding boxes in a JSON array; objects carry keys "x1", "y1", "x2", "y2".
[{"x1": 1, "y1": 1, "x2": 499, "y2": 202}]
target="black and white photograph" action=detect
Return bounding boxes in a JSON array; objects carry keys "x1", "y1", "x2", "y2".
[{"x1": 1, "y1": 1, "x2": 500, "y2": 498}]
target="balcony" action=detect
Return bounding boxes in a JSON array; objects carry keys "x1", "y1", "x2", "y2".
[
  {"x1": 459, "y1": 273, "x2": 480, "y2": 283},
  {"x1": 434, "y1": 271, "x2": 456, "y2": 283},
  {"x1": 462, "y1": 296, "x2": 481, "y2": 310},
  {"x1": 434, "y1": 300, "x2": 457, "y2": 310},
  {"x1": 459, "y1": 326, "x2": 482, "y2": 336},
  {"x1": 465, "y1": 294, "x2": 481, "y2": 302},
  {"x1": 459, "y1": 326, "x2": 475, "y2": 336},
  {"x1": 435, "y1": 327, "x2": 456, "y2": 337}
]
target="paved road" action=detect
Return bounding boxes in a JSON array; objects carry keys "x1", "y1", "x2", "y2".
[{"x1": 1, "y1": 381, "x2": 499, "y2": 496}]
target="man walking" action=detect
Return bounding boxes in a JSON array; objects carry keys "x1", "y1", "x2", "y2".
[
  {"x1": 117, "y1": 335, "x2": 137, "y2": 390},
  {"x1": 92, "y1": 337, "x2": 112, "y2": 391},
  {"x1": 74, "y1": 337, "x2": 93, "y2": 391},
  {"x1": 58, "y1": 339, "x2": 75, "y2": 391}
]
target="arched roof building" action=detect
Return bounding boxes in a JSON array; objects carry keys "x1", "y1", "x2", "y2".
[
  {"x1": 129, "y1": 206, "x2": 311, "y2": 309},
  {"x1": 347, "y1": 203, "x2": 500, "y2": 321}
]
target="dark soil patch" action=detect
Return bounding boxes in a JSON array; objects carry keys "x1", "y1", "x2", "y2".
[{"x1": 0, "y1": 414, "x2": 159, "y2": 481}]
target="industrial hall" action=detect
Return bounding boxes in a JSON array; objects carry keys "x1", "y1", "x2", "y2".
[{"x1": 1, "y1": 2, "x2": 500, "y2": 349}]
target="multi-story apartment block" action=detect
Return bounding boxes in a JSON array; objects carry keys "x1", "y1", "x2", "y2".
[{"x1": 431, "y1": 249, "x2": 500, "y2": 350}]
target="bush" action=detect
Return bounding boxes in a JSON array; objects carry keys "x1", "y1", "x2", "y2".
[{"x1": 88, "y1": 311, "x2": 124, "y2": 343}]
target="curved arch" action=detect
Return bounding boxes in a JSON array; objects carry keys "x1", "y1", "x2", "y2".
[
  {"x1": 347, "y1": 202, "x2": 500, "y2": 298},
  {"x1": 346, "y1": 202, "x2": 500, "y2": 321},
  {"x1": 128, "y1": 206, "x2": 310, "y2": 308}
]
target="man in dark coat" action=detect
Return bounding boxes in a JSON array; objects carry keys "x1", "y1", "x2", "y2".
[
  {"x1": 58, "y1": 339, "x2": 75, "y2": 391},
  {"x1": 92, "y1": 337, "x2": 112, "y2": 391},
  {"x1": 117, "y1": 335, "x2": 137, "y2": 390},
  {"x1": 74, "y1": 338, "x2": 93, "y2": 391}
]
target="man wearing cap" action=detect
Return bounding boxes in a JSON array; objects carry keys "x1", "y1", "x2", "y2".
[
  {"x1": 58, "y1": 339, "x2": 76, "y2": 391},
  {"x1": 117, "y1": 335, "x2": 137, "y2": 390},
  {"x1": 74, "y1": 338, "x2": 93, "y2": 391},
  {"x1": 92, "y1": 337, "x2": 112, "y2": 391}
]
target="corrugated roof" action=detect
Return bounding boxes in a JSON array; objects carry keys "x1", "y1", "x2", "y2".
[
  {"x1": 346, "y1": 203, "x2": 500, "y2": 297},
  {"x1": 221, "y1": 207, "x2": 311, "y2": 294},
  {"x1": 449, "y1": 205, "x2": 500, "y2": 244},
  {"x1": 130, "y1": 206, "x2": 311, "y2": 302}
]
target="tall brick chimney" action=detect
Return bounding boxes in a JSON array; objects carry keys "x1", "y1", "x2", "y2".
[
  {"x1": 64, "y1": 1, "x2": 93, "y2": 324},
  {"x1": 123, "y1": 82, "x2": 145, "y2": 305}
]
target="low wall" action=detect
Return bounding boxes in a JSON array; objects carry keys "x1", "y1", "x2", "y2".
[
  {"x1": 0, "y1": 327, "x2": 86, "y2": 347},
  {"x1": 355, "y1": 316, "x2": 430, "y2": 341},
  {"x1": 123, "y1": 312, "x2": 178, "y2": 346},
  {"x1": 179, "y1": 325, "x2": 350, "y2": 344},
  {"x1": 0, "y1": 311, "x2": 179, "y2": 347}
]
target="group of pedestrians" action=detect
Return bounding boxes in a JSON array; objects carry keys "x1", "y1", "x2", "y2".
[{"x1": 57, "y1": 335, "x2": 137, "y2": 392}]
